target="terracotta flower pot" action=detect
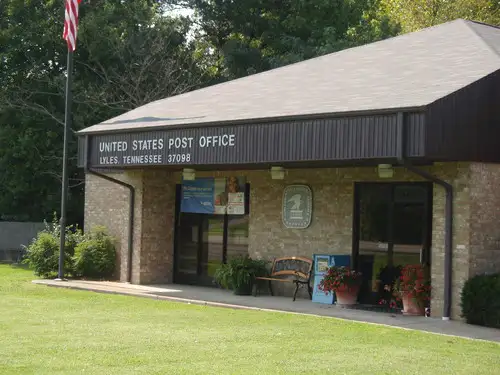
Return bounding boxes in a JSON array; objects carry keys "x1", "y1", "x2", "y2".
[
  {"x1": 402, "y1": 293, "x2": 425, "y2": 316},
  {"x1": 334, "y1": 284, "x2": 360, "y2": 306}
]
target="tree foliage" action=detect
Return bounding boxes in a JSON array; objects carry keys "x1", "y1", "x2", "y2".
[
  {"x1": 174, "y1": 0, "x2": 399, "y2": 79},
  {"x1": 0, "y1": 1, "x2": 206, "y2": 224},
  {"x1": 379, "y1": 0, "x2": 500, "y2": 32}
]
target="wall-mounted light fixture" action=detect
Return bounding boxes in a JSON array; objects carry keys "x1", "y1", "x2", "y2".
[
  {"x1": 270, "y1": 166, "x2": 286, "y2": 180},
  {"x1": 182, "y1": 168, "x2": 196, "y2": 181},
  {"x1": 377, "y1": 164, "x2": 394, "y2": 178}
]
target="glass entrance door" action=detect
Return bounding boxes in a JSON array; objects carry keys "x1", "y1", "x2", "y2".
[
  {"x1": 175, "y1": 213, "x2": 201, "y2": 285},
  {"x1": 175, "y1": 213, "x2": 225, "y2": 286},
  {"x1": 353, "y1": 182, "x2": 432, "y2": 305},
  {"x1": 174, "y1": 181, "x2": 251, "y2": 287}
]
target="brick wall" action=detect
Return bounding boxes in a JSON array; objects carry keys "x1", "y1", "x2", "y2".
[
  {"x1": 84, "y1": 171, "x2": 143, "y2": 282},
  {"x1": 85, "y1": 170, "x2": 176, "y2": 284},
  {"x1": 84, "y1": 162, "x2": 500, "y2": 319}
]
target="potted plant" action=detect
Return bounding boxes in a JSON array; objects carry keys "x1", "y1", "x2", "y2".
[
  {"x1": 318, "y1": 266, "x2": 363, "y2": 305},
  {"x1": 393, "y1": 264, "x2": 431, "y2": 316},
  {"x1": 213, "y1": 256, "x2": 268, "y2": 295}
]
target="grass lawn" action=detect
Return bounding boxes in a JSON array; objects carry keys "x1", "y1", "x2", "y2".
[{"x1": 1, "y1": 265, "x2": 499, "y2": 375}]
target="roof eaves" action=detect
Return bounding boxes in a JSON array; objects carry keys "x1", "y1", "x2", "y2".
[
  {"x1": 76, "y1": 106, "x2": 428, "y2": 136},
  {"x1": 466, "y1": 19, "x2": 500, "y2": 31}
]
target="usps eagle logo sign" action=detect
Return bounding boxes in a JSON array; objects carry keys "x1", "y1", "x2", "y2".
[{"x1": 282, "y1": 185, "x2": 313, "y2": 229}]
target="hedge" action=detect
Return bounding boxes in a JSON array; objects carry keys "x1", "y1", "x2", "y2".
[{"x1": 461, "y1": 273, "x2": 500, "y2": 328}]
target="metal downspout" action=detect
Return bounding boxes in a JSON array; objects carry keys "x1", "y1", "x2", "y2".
[
  {"x1": 396, "y1": 112, "x2": 453, "y2": 320},
  {"x1": 84, "y1": 136, "x2": 135, "y2": 283}
]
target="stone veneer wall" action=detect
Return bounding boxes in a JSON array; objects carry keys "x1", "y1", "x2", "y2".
[
  {"x1": 428, "y1": 163, "x2": 470, "y2": 319},
  {"x1": 243, "y1": 164, "x2": 472, "y2": 317},
  {"x1": 469, "y1": 163, "x2": 500, "y2": 275},
  {"x1": 84, "y1": 162, "x2": 500, "y2": 319},
  {"x1": 429, "y1": 163, "x2": 500, "y2": 318}
]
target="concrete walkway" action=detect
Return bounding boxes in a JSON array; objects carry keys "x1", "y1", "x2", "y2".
[{"x1": 33, "y1": 279, "x2": 500, "y2": 343}]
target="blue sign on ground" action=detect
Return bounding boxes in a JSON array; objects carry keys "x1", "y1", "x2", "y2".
[
  {"x1": 312, "y1": 254, "x2": 351, "y2": 304},
  {"x1": 181, "y1": 178, "x2": 215, "y2": 214}
]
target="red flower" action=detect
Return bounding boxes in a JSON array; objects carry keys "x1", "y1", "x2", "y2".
[
  {"x1": 318, "y1": 266, "x2": 363, "y2": 293},
  {"x1": 393, "y1": 264, "x2": 431, "y2": 303}
]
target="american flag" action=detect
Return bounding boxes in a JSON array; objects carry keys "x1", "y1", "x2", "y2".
[{"x1": 63, "y1": 0, "x2": 82, "y2": 51}]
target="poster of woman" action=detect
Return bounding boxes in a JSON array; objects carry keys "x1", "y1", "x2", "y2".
[{"x1": 214, "y1": 176, "x2": 246, "y2": 214}]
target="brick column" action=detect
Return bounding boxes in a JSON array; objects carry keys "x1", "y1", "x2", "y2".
[{"x1": 139, "y1": 170, "x2": 176, "y2": 284}]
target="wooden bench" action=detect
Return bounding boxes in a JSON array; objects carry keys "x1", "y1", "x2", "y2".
[{"x1": 253, "y1": 256, "x2": 313, "y2": 301}]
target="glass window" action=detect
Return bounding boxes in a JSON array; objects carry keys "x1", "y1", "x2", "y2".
[
  {"x1": 201, "y1": 216, "x2": 225, "y2": 279},
  {"x1": 226, "y1": 216, "x2": 250, "y2": 260},
  {"x1": 177, "y1": 213, "x2": 199, "y2": 276}
]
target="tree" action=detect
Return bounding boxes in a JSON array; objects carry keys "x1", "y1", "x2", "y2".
[
  {"x1": 173, "y1": 0, "x2": 399, "y2": 79},
  {"x1": 77, "y1": 15, "x2": 205, "y2": 115},
  {"x1": 379, "y1": 0, "x2": 500, "y2": 32},
  {"x1": 0, "y1": 0, "x2": 206, "y2": 224}
]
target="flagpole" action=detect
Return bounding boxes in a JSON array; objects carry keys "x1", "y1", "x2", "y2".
[{"x1": 57, "y1": 49, "x2": 74, "y2": 280}]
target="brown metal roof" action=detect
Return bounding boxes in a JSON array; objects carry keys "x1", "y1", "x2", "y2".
[{"x1": 78, "y1": 19, "x2": 500, "y2": 134}]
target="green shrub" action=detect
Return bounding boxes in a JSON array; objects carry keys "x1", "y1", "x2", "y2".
[
  {"x1": 73, "y1": 227, "x2": 116, "y2": 279},
  {"x1": 22, "y1": 232, "x2": 74, "y2": 278},
  {"x1": 461, "y1": 273, "x2": 500, "y2": 328},
  {"x1": 22, "y1": 213, "x2": 83, "y2": 278}
]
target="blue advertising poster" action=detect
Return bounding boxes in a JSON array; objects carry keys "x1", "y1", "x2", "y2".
[{"x1": 181, "y1": 178, "x2": 216, "y2": 214}]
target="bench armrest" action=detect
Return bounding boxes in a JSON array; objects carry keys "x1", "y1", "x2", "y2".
[{"x1": 294, "y1": 270, "x2": 310, "y2": 282}]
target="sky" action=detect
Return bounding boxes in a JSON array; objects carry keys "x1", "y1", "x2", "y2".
[
  {"x1": 167, "y1": 5, "x2": 197, "y2": 40},
  {"x1": 168, "y1": 6, "x2": 195, "y2": 18}
]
